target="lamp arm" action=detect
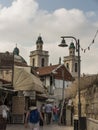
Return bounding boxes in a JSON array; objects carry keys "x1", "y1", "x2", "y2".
[{"x1": 61, "y1": 36, "x2": 80, "y2": 51}]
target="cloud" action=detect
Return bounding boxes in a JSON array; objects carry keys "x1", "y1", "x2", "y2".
[
  {"x1": 86, "y1": 11, "x2": 96, "y2": 18},
  {"x1": 0, "y1": 0, "x2": 98, "y2": 74}
]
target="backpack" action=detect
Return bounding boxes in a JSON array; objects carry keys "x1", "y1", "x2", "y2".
[{"x1": 29, "y1": 109, "x2": 40, "y2": 123}]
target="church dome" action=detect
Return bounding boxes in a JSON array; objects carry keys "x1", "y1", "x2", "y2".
[
  {"x1": 69, "y1": 42, "x2": 75, "y2": 49},
  {"x1": 13, "y1": 46, "x2": 19, "y2": 55},
  {"x1": 13, "y1": 46, "x2": 27, "y2": 66},
  {"x1": 36, "y1": 36, "x2": 43, "y2": 44},
  {"x1": 14, "y1": 55, "x2": 27, "y2": 64}
]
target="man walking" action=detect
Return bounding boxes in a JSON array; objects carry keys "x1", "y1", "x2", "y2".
[{"x1": 45, "y1": 102, "x2": 53, "y2": 124}]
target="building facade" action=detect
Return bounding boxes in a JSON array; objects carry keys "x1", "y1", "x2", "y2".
[{"x1": 36, "y1": 64, "x2": 74, "y2": 104}]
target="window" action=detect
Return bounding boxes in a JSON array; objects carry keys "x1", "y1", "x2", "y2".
[
  {"x1": 75, "y1": 63, "x2": 77, "y2": 72},
  {"x1": 40, "y1": 45, "x2": 42, "y2": 50},
  {"x1": 37, "y1": 45, "x2": 39, "y2": 49},
  {"x1": 50, "y1": 76, "x2": 53, "y2": 86},
  {"x1": 32, "y1": 58, "x2": 35, "y2": 67},
  {"x1": 41, "y1": 58, "x2": 45, "y2": 67},
  {"x1": 66, "y1": 63, "x2": 69, "y2": 69}
]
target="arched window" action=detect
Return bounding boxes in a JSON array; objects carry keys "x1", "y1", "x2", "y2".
[
  {"x1": 66, "y1": 63, "x2": 69, "y2": 69},
  {"x1": 41, "y1": 58, "x2": 45, "y2": 67},
  {"x1": 40, "y1": 45, "x2": 42, "y2": 50},
  {"x1": 75, "y1": 63, "x2": 77, "y2": 72}
]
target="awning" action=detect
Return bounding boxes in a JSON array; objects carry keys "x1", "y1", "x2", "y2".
[
  {"x1": 0, "y1": 86, "x2": 17, "y2": 92},
  {"x1": 13, "y1": 66, "x2": 45, "y2": 93}
]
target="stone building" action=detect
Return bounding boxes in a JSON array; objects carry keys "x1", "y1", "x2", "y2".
[
  {"x1": 36, "y1": 64, "x2": 74, "y2": 102},
  {"x1": 0, "y1": 46, "x2": 28, "y2": 83},
  {"x1": 63, "y1": 42, "x2": 79, "y2": 78},
  {"x1": 29, "y1": 36, "x2": 75, "y2": 104},
  {"x1": 30, "y1": 35, "x2": 49, "y2": 67}
]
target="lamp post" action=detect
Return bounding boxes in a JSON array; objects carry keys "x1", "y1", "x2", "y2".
[
  {"x1": 58, "y1": 36, "x2": 81, "y2": 130},
  {"x1": 62, "y1": 70, "x2": 65, "y2": 101}
]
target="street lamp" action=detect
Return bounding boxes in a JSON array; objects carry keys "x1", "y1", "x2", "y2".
[
  {"x1": 58, "y1": 36, "x2": 81, "y2": 130},
  {"x1": 62, "y1": 70, "x2": 65, "y2": 101}
]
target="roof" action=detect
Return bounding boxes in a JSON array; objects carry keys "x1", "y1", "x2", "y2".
[
  {"x1": 0, "y1": 52, "x2": 28, "y2": 69},
  {"x1": 36, "y1": 36, "x2": 43, "y2": 44},
  {"x1": 69, "y1": 42, "x2": 75, "y2": 49},
  {"x1": 36, "y1": 64, "x2": 59, "y2": 76},
  {"x1": 0, "y1": 52, "x2": 13, "y2": 69},
  {"x1": 36, "y1": 64, "x2": 74, "y2": 81},
  {"x1": 13, "y1": 66, "x2": 46, "y2": 93}
]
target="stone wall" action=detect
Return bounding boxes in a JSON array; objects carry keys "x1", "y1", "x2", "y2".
[
  {"x1": 87, "y1": 118, "x2": 98, "y2": 130},
  {"x1": 73, "y1": 82, "x2": 98, "y2": 129},
  {"x1": 81, "y1": 84, "x2": 98, "y2": 130}
]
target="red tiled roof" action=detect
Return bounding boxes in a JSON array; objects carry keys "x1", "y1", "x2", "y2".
[
  {"x1": 36, "y1": 64, "x2": 59, "y2": 76},
  {"x1": 36, "y1": 64, "x2": 74, "y2": 81},
  {"x1": 54, "y1": 65, "x2": 74, "y2": 81}
]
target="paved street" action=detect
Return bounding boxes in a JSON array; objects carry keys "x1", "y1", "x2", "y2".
[{"x1": 7, "y1": 124, "x2": 73, "y2": 130}]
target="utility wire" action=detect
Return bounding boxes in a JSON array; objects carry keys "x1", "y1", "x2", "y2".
[{"x1": 80, "y1": 30, "x2": 98, "y2": 53}]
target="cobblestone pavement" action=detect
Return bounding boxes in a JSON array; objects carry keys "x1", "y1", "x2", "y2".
[{"x1": 7, "y1": 124, "x2": 73, "y2": 130}]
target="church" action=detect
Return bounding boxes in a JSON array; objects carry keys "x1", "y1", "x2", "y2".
[{"x1": 29, "y1": 35, "x2": 79, "y2": 78}]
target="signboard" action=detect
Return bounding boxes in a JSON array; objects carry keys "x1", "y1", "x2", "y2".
[{"x1": 23, "y1": 91, "x2": 36, "y2": 100}]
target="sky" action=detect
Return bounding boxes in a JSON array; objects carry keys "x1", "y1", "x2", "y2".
[{"x1": 0, "y1": 0, "x2": 98, "y2": 75}]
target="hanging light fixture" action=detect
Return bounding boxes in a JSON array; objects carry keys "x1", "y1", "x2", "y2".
[{"x1": 58, "y1": 37, "x2": 68, "y2": 47}]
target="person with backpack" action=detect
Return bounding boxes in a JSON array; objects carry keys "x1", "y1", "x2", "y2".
[{"x1": 25, "y1": 105, "x2": 43, "y2": 130}]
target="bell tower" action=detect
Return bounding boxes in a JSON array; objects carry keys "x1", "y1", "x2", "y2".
[
  {"x1": 64, "y1": 42, "x2": 79, "y2": 77},
  {"x1": 36, "y1": 35, "x2": 43, "y2": 51},
  {"x1": 30, "y1": 35, "x2": 49, "y2": 67}
]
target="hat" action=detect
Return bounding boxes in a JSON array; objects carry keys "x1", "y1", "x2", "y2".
[{"x1": 29, "y1": 106, "x2": 37, "y2": 110}]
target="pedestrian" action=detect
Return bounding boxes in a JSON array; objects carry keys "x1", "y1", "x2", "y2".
[
  {"x1": 0, "y1": 100, "x2": 9, "y2": 130},
  {"x1": 53, "y1": 105, "x2": 58, "y2": 122},
  {"x1": 40, "y1": 104, "x2": 45, "y2": 126},
  {"x1": 25, "y1": 105, "x2": 43, "y2": 130},
  {"x1": 45, "y1": 101, "x2": 53, "y2": 124}
]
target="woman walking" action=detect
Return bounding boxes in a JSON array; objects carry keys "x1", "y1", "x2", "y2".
[{"x1": 0, "y1": 100, "x2": 9, "y2": 130}]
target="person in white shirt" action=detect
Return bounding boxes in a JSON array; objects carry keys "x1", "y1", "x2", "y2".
[
  {"x1": 0, "y1": 100, "x2": 9, "y2": 130},
  {"x1": 45, "y1": 102, "x2": 53, "y2": 124}
]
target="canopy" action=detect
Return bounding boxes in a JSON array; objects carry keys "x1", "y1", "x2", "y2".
[{"x1": 13, "y1": 66, "x2": 45, "y2": 93}]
